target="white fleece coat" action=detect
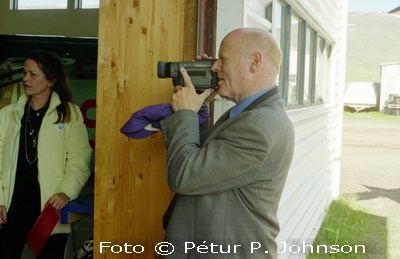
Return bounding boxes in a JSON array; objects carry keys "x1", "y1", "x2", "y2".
[{"x1": 0, "y1": 92, "x2": 92, "y2": 234}]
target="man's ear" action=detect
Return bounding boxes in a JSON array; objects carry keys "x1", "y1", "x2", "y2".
[{"x1": 250, "y1": 51, "x2": 262, "y2": 72}]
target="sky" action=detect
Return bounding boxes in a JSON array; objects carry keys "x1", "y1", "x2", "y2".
[{"x1": 348, "y1": 0, "x2": 399, "y2": 12}]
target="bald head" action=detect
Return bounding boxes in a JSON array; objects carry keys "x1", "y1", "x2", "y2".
[
  {"x1": 224, "y1": 27, "x2": 282, "y2": 77},
  {"x1": 212, "y1": 27, "x2": 282, "y2": 103}
]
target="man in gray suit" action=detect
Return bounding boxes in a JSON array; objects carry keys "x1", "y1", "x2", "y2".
[{"x1": 160, "y1": 27, "x2": 295, "y2": 258}]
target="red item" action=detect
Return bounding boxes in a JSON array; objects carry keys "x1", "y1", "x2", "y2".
[{"x1": 25, "y1": 203, "x2": 59, "y2": 256}]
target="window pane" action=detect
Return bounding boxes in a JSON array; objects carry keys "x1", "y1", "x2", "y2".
[
  {"x1": 315, "y1": 37, "x2": 326, "y2": 103},
  {"x1": 274, "y1": 2, "x2": 283, "y2": 88},
  {"x1": 303, "y1": 28, "x2": 312, "y2": 103},
  {"x1": 17, "y1": 0, "x2": 67, "y2": 10},
  {"x1": 81, "y1": 0, "x2": 99, "y2": 9},
  {"x1": 273, "y1": 3, "x2": 282, "y2": 43},
  {"x1": 288, "y1": 16, "x2": 299, "y2": 104}
]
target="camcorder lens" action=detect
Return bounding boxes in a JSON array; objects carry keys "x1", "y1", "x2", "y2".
[{"x1": 157, "y1": 61, "x2": 171, "y2": 78}]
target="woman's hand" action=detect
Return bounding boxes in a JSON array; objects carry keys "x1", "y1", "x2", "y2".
[
  {"x1": 48, "y1": 193, "x2": 70, "y2": 211},
  {"x1": 0, "y1": 205, "x2": 7, "y2": 225}
]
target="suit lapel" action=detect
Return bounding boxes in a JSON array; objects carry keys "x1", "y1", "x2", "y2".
[
  {"x1": 206, "y1": 109, "x2": 230, "y2": 137},
  {"x1": 207, "y1": 87, "x2": 280, "y2": 138}
]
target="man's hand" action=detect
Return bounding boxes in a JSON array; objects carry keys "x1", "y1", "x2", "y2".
[
  {"x1": 196, "y1": 54, "x2": 219, "y2": 106},
  {"x1": 196, "y1": 53, "x2": 212, "y2": 61},
  {"x1": 171, "y1": 67, "x2": 215, "y2": 112}
]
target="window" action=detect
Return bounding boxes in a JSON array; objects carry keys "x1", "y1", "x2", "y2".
[
  {"x1": 13, "y1": 0, "x2": 99, "y2": 10},
  {"x1": 288, "y1": 15, "x2": 300, "y2": 104},
  {"x1": 273, "y1": 2, "x2": 283, "y2": 88},
  {"x1": 316, "y1": 38, "x2": 326, "y2": 102},
  {"x1": 303, "y1": 27, "x2": 312, "y2": 104},
  {"x1": 15, "y1": 0, "x2": 68, "y2": 10},
  {"x1": 315, "y1": 37, "x2": 327, "y2": 102},
  {"x1": 275, "y1": 1, "x2": 291, "y2": 103},
  {"x1": 274, "y1": 1, "x2": 331, "y2": 107},
  {"x1": 77, "y1": 0, "x2": 100, "y2": 9}
]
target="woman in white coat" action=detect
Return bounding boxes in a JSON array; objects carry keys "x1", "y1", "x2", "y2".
[{"x1": 0, "y1": 50, "x2": 92, "y2": 258}]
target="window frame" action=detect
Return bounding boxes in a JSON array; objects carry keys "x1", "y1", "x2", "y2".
[{"x1": 275, "y1": 0, "x2": 332, "y2": 108}]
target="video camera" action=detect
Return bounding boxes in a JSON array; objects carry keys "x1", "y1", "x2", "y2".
[{"x1": 157, "y1": 59, "x2": 218, "y2": 91}]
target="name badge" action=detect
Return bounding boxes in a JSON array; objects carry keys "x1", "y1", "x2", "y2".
[{"x1": 57, "y1": 125, "x2": 65, "y2": 131}]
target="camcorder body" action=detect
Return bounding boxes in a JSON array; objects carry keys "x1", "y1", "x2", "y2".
[{"x1": 157, "y1": 59, "x2": 218, "y2": 91}]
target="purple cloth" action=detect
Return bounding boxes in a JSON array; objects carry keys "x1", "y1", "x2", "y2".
[{"x1": 120, "y1": 103, "x2": 210, "y2": 139}]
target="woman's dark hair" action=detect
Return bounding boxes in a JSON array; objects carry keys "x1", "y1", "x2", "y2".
[{"x1": 26, "y1": 50, "x2": 73, "y2": 123}]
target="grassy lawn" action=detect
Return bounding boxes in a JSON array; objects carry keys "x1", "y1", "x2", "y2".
[
  {"x1": 343, "y1": 110, "x2": 400, "y2": 121},
  {"x1": 307, "y1": 195, "x2": 387, "y2": 258}
]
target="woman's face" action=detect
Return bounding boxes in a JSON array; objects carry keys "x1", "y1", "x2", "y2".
[{"x1": 23, "y1": 58, "x2": 53, "y2": 100}]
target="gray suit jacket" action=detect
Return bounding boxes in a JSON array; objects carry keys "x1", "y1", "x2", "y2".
[{"x1": 160, "y1": 88, "x2": 295, "y2": 258}]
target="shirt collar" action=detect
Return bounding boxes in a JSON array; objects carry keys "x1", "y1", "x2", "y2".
[{"x1": 230, "y1": 87, "x2": 274, "y2": 118}]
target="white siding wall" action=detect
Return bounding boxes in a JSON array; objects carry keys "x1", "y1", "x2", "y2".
[{"x1": 214, "y1": 0, "x2": 348, "y2": 258}]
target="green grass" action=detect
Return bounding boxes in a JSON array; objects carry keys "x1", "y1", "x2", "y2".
[
  {"x1": 307, "y1": 195, "x2": 387, "y2": 258},
  {"x1": 344, "y1": 111, "x2": 400, "y2": 121}
]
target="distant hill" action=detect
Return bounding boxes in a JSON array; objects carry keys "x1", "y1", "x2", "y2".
[{"x1": 346, "y1": 12, "x2": 400, "y2": 82}]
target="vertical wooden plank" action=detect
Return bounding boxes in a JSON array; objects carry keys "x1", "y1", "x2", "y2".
[
  {"x1": 183, "y1": 0, "x2": 199, "y2": 59},
  {"x1": 94, "y1": 0, "x2": 197, "y2": 258}
]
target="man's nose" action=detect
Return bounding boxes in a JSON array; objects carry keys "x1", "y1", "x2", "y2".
[{"x1": 211, "y1": 59, "x2": 220, "y2": 72}]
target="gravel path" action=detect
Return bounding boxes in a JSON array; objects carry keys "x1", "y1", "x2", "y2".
[{"x1": 340, "y1": 116, "x2": 400, "y2": 258}]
